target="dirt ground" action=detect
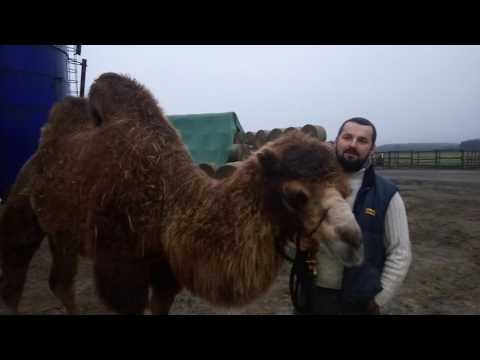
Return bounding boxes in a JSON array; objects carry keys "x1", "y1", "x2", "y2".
[{"x1": 1, "y1": 169, "x2": 479, "y2": 315}]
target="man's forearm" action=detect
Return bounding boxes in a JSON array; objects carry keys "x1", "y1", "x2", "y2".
[{"x1": 374, "y1": 193, "x2": 412, "y2": 307}]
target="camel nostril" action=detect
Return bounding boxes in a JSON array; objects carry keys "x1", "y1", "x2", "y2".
[{"x1": 336, "y1": 224, "x2": 362, "y2": 249}]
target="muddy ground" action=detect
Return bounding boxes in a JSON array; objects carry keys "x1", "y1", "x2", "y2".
[{"x1": 1, "y1": 169, "x2": 479, "y2": 315}]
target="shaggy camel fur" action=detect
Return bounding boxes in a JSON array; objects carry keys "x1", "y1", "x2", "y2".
[{"x1": 0, "y1": 73, "x2": 363, "y2": 314}]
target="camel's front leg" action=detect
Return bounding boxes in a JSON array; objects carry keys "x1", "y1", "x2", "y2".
[
  {"x1": 150, "y1": 287, "x2": 179, "y2": 315},
  {"x1": 149, "y1": 260, "x2": 181, "y2": 315}
]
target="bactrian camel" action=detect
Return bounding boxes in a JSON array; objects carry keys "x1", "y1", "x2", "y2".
[{"x1": 0, "y1": 73, "x2": 363, "y2": 314}]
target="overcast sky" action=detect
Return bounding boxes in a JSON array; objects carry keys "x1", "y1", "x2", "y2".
[{"x1": 81, "y1": 45, "x2": 480, "y2": 145}]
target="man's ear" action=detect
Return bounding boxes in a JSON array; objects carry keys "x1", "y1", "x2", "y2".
[
  {"x1": 331, "y1": 138, "x2": 339, "y2": 151},
  {"x1": 257, "y1": 149, "x2": 279, "y2": 176}
]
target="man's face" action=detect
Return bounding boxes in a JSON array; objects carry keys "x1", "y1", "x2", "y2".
[{"x1": 335, "y1": 122, "x2": 375, "y2": 172}]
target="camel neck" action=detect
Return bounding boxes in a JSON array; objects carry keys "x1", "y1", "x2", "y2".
[{"x1": 164, "y1": 159, "x2": 283, "y2": 307}]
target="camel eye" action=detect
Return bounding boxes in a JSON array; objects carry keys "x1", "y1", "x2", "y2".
[{"x1": 281, "y1": 189, "x2": 309, "y2": 213}]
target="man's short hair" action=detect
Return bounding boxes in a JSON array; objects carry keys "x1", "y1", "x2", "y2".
[{"x1": 336, "y1": 117, "x2": 377, "y2": 145}]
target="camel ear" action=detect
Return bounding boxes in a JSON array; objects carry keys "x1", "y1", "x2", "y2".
[
  {"x1": 281, "y1": 181, "x2": 310, "y2": 213},
  {"x1": 257, "y1": 149, "x2": 279, "y2": 176}
]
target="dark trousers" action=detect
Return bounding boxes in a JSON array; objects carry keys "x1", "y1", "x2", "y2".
[{"x1": 294, "y1": 287, "x2": 379, "y2": 315}]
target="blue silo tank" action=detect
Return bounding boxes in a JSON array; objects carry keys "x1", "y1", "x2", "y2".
[{"x1": 0, "y1": 45, "x2": 70, "y2": 200}]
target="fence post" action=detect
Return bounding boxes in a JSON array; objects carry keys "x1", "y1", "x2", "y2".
[{"x1": 461, "y1": 150, "x2": 465, "y2": 168}]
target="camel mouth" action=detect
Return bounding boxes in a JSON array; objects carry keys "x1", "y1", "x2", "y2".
[{"x1": 318, "y1": 233, "x2": 364, "y2": 268}]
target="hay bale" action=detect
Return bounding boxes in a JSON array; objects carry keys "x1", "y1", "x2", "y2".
[
  {"x1": 266, "y1": 128, "x2": 283, "y2": 142},
  {"x1": 301, "y1": 124, "x2": 327, "y2": 141},
  {"x1": 198, "y1": 163, "x2": 217, "y2": 178},
  {"x1": 227, "y1": 144, "x2": 250, "y2": 163},
  {"x1": 215, "y1": 162, "x2": 241, "y2": 179},
  {"x1": 284, "y1": 127, "x2": 298, "y2": 134},
  {"x1": 255, "y1": 130, "x2": 269, "y2": 148},
  {"x1": 245, "y1": 131, "x2": 256, "y2": 146}
]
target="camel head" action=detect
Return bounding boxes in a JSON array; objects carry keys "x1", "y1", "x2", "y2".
[{"x1": 257, "y1": 131, "x2": 363, "y2": 267}]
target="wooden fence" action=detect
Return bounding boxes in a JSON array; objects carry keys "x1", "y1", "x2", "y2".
[{"x1": 373, "y1": 150, "x2": 480, "y2": 169}]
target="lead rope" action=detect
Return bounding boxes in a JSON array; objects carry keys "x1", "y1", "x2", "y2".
[
  {"x1": 288, "y1": 233, "x2": 318, "y2": 314},
  {"x1": 284, "y1": 215, "x2": 325, "y2": 314},
  {"x1": 273, "y1": 220, "x2": 325, "y2": 314}
]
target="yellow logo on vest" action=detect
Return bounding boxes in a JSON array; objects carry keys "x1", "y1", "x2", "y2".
[{"x1": 365, "y1": 208, "x2": 376, "y2": 216}]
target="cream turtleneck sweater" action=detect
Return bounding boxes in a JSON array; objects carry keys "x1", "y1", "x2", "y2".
[{"x1": 315, "y1": 168, "x2": 412, "y2": 307}]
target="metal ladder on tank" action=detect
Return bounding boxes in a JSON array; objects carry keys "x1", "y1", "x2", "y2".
[{"x1": 66, "y1": 45, "x2": 81, "y2": 96}]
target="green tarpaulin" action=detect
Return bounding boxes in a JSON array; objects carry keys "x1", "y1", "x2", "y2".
[{"x1": 168, "y1": 112, "x2": 244, "y2": 166}]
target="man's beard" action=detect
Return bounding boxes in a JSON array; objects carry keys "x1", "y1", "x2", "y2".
[{"x1": 336, "y1": 149, "x2": 369, "y2": 173}]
